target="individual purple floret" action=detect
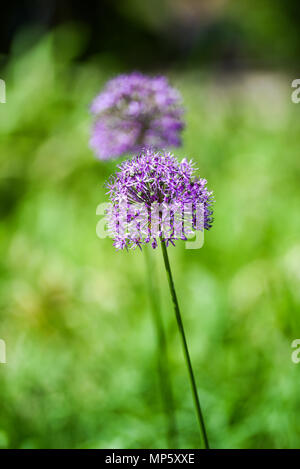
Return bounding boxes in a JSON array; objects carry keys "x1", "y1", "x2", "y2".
[
  {"x1": 90, "y1": 72, "x2": 184, "y2": 160},
  {"x1": 105, "y1": 148, "x2": 214, "y2": 250}
]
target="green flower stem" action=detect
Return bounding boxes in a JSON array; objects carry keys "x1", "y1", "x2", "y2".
[
  {"x1": 144, "y1": 246, "x2": 178, "y2": 448},
  {"x1": 160, "y1": 241, "x2": 210, "y2": 449}
]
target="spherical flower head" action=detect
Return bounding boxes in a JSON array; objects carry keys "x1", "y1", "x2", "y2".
[
  {"x1": 105, "y1": 148, "x2": 214, "y2": 250},
  {"x1": 90, "y1": 72, "x2": 184, "y2": 160}
]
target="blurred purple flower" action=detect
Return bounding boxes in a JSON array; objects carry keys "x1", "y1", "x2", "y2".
[
  {"x1": 105, "y1": 148, "x2": 214, "y2": 250},
  {"x1": 90, "y1": 72, "x2": 184, "y2": 160}
]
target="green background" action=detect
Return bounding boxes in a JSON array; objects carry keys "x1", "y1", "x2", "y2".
[{"x1": 0, "y1": 1, "x2": 300, "y2": 449}]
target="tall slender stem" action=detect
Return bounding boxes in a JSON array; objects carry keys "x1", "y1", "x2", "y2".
[
  {"x1": 161, "y1": 241, "x2": 210, "y2": 449},
  {"x1": 144, "y1": 246, "x2": 178, "y2": 448}
]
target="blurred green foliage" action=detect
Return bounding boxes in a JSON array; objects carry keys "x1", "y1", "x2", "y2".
[{"x1": 0, "y1": 27, "x2": 300, "y2": 449}]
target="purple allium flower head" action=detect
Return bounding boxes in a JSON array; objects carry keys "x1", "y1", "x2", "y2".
[
  {"x1": 90, "y1": 72, "x2": 184, "y2": 160},
  {"x1": 105, "y1": 148, "x2": 214, "y2": 250}
]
